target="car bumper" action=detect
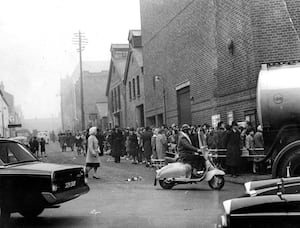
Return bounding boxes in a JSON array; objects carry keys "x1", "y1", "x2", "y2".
[{"x1": 42, "y1": 185, "x2": 89, "y2": 204}]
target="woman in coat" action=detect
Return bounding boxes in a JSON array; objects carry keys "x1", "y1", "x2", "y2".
[
  {"x1": 224, "y1": 121, "x2": 241, "y2": 177},
  {"x1": 155, "y1": 129, "x2": 168, "y2": 159},
  {"x1": 85, "y1": 127, "x2": 101, "y2": 179},
  {"x1": 128, "y1": 128, "x2": 139, "y2": 164},
  {"x1": 141, "y1": 126, "x2": 153, "y2": 167}
]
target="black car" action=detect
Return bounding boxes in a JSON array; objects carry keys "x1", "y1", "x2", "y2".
[
  {"x1": 0, "y1": 139, "x2": 89, "y2": 224},
  {"x1": 220, "y1": 177, "x2": 300, "y2": 228}
]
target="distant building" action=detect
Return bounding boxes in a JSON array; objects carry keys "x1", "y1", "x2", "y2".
[
  {"x1": 106, "y1": 44, "x2": 129, "y2": 128},
  {"x1": 61, "y1": 61, "x2": 109, "y2": 132},
  {"x1": 0, "y1": 82, "x2": 21, "y2": 136},
  {"x1": 0, "y1": 90, "x2": 9, "y2": 137},
  {"x1": 60, "y1": 76, "x2": 76, "y2": 131},
  {"x1": 74, "y1": 70, "x2": 109, "y2": 131},
  {"x1": 123, "y1": 30, "x2": 144, "y2": 128},
  {"x1": 22, "y1": 117, "x2": 61, "y2": 133}
]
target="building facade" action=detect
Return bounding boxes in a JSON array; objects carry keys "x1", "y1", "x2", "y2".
[
  {"x1": 140, "y1": 0, "x2": 300, "y2": 128},
  {"x1": 74, "y1": 70, "x2": 109, "y2": 131},
  {"x1": 0, "y1": 90, "x2": 9, "y2": 137},
  {"x1": 106, "y1": 44, "x2": 129, "y2": 128},
  {"x1": 124, "y1": 30, "x2": 145, "y2": 128}
]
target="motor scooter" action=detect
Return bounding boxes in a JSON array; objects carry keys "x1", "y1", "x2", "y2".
[{"x1": 154, "y1": 146, "x2": 225, "y2": 190}]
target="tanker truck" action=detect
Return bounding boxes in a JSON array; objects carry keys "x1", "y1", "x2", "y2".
[{"x1": 257, "y1": 62, "x2": 300, "y2": 178}]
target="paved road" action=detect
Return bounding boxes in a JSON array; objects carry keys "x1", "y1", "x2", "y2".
[{"x1": 9, "y1": 142, "x2": 243, "y2": 228}]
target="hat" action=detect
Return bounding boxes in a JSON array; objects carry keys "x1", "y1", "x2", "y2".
[
  {"x1": 89, "y1": 127, "x2": 97, "y2": 135},
  {"x1": 257, "y1": 125, "x2": 263, "y2": 132},
  {"x1": 181, "y1": 124, "x2": 191, "y2": 131}
]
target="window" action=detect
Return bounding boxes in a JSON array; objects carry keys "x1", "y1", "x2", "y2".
[
  {"x1": 118, "y1": 86, "x2": 121, "y2": 110},
  {"x1": 132, "y1": 78, "x2": 136, "y2": 99},
  {"x1": 114, "y1": 88, "x2": 117, "y2": 111},
  {"x1": 129, "y1": 81, "x2": 132, "y2": 100},
  {"x1": 211, "y1": 114, "x2": 221, "y2": 129},
  {"x1": 111, "y1": 91, "x2": 114, "y2": 112},
  {"x1": 137, "y1": 75, "x2": 140, "y2": 96},
  {"x1": 244, "y1": 110, "x2": 257, "y2": 127},
  {"x1": 227, "y1": 111, "x2": 234, "y2": 125}
]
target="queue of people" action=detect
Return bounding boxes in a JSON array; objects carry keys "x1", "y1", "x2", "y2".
[{"x1": 80, "y1": 120, "x2": 264, "y2": 179}]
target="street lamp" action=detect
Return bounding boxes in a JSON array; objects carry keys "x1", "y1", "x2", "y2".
[{"x1": 154, "y1": 75, "x2": 167, "y2": 125}]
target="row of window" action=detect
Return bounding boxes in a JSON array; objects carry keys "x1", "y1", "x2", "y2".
[
  {"x1": 128, "y1": 75, "x2": 140, "y2": 100},
  {"x1": 111, "y1": 85, "x2": 121, "y2": 113}
]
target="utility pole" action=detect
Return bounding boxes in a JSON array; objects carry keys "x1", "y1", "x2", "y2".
[{"x1": 73, "y1": 31, "x2": 88, "y2": 131}]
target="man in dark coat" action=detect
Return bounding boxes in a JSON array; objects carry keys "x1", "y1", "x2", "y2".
[
  {"x1": 32, "y1": 137, "x2": 39, "y2": 157},
  {"x1": 224, "y1": 121, "x2": 241, "y2": 177},
  {"x1": 111, "y1": 126, "x2": 124, "y2": 163},
  {"x1": 40, "y1": 138, "x2": 46, "y2": 157},
  {"x1": 141, "y1": 126, "x2": 153, "y2": 167},
  {"x1": 96, "y1": 129, "x2": 105, "y2": 156},
  {"x1": 178, "y1": 124, "x2": 203, "y2": 175}
]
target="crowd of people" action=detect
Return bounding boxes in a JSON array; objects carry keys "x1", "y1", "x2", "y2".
[{"x1": 81, "y1": 120, "x2": 264, "y2": 179}]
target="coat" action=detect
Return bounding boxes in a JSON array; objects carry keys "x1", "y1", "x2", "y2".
[
  {"x1": 155, "y1": 133, "x2": 167, "y2": 159},
  {"x1": 111, "y1": 130, "x2": 124, "y2": 157},
  {"x1": 127, "y1": 133, "x2": 138, "y2": 156},
  {"x1": 141, "y1": 130, "x2": 153, "y2": 159},
  {"x1": 224, "y1": 129, "x2": 241, "y2": 167},
  {"x1": 86, "y1": 135, "x2": 100, "y2": 164}
]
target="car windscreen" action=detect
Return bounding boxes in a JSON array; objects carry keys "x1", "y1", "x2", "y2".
[{"x1": 0, "y1": 142, "x2": 37, "y2": 165}]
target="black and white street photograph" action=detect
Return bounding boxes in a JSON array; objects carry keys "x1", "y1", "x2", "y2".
[{"x1": 1, "y1": 0, "x2": 300, "y2": 227}]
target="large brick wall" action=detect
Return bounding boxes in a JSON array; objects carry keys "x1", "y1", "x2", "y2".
[{"x1": 140, "y1": 0, "x2": 300, "y2": 127}]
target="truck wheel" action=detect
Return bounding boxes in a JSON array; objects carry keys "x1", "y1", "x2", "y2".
[
  {"x1": 19, "y1": 206, "x2": 44, "y2": 219},
  {"x1": 159, "y1": 179, "x2": 175, "y2": 189},
  {"x1": 277, "y1": 149, "x2": 300, "y2": 177},
  {"x1": 208, "y1": 175, "x2": 225, "y2": 190}
]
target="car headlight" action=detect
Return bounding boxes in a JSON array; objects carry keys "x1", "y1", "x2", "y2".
[
  {"x1": 52, "y1": 183, "x2": 58, "y2": 192},
  {"x1": 221, "y1": 215, "x2": 228, "y2": 227},
  {"x1": 223, "y1": 200, "x2": 232, "y2": 215}
]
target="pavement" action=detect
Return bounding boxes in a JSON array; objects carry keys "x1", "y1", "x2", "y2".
[{"x1": 225, "y1": 173, "x2": 272, "y2": 185}]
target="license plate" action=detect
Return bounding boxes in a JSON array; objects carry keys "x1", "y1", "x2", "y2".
[{"x1": 65, "y1": 181, "x2": 76, "y2": 189}]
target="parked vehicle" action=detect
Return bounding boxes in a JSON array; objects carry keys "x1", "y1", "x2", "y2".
[
  {"x1": 0, "y1": 139, "x2": 89, "y2": 225},
  {"x1": 154, "y1": 147, "x2": 225, "y2": 190},
  {"x1": 257, "y1": 62, "x2": 300, "y2": 177},
  {"x1": 220, "y1": 177, "x2": 300, "y2": 228}
]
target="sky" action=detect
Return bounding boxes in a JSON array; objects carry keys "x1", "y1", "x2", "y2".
[{"x1": 0, "y1": 0, "x2": 141, "y2": 119}]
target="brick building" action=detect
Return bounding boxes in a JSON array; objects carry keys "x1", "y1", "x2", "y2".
[
  {"x1": 106, "y1": 44, "x2": 129, "y2": 128},
  {"x1": 123, "y1": 30, "x2": 145, "y2": 128},
  {"x1": 140, "y1": 0, "x2": 300, "y2": 128}
]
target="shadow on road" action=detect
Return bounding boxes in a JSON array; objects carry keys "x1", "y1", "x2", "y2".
[{"x1": 10, "y1": 216, "x2": 87, "y2": 227}]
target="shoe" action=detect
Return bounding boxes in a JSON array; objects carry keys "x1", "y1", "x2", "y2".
[{"x1": 93, "y1": 176, "x2": 100, "y2": 179}]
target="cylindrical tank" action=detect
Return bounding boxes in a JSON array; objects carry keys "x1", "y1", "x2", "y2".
[{"x1": 257, "y1": 63, "x2": 300, "y2": 130}]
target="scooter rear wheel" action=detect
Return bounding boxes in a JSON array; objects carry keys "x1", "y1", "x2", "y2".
[
  {"x1": 208, "y1": 175, "x2": 225, "y2": 190},
  {"x1": 159, "y1": 179, "x2": 175, "y2": 189}
]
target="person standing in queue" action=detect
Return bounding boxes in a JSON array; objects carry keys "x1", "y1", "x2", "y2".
[
  {"x1": 85, "y1": 127, "x2": 100, "y2": 179},
  {"x1": 40, "y1": 137, "x2": 46, "y2": 157},
  {"x1": 111, "y1": 126, "x2": 124, "y2": 163},
  {"x1": 178, "y1": 124, "x2": 203, "y2": 176},
  {"x1": 224, "y1": 121, "x2": 242, "y2": 178},
  {"x1": 141, "y1": 126, "x2": 153, "y2": 167}
]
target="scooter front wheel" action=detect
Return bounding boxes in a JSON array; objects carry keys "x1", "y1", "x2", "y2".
[
  {"x1": 159, "y1": 179, "x2": 175, "y2": 190},
  {"x1": 208, "y1": 175, "x2": 225, "y2": 190}
]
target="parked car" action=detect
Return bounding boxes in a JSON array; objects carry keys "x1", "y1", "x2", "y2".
[
  {"x1": 0, "y1": 139, "x2": 89, "y2": 225},
  {"x1": 220, "y1": 177, "x2": 300, "y2": 228}
]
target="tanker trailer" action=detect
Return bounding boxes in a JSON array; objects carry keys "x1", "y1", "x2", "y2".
[{"x1": 257, "y1": 62, "x2": 300, "y2": 177}]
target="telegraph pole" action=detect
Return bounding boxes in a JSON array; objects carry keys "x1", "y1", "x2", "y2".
[{"x1": 73, "y1": 31, "x2": 88, "y2": 131}]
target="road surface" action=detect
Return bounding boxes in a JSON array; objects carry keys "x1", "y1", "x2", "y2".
[{"x1": 9, "y1": 142, "x2": 243, "y2": 228}]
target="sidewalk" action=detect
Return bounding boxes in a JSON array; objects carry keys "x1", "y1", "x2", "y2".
[{"x1": 225, "y1": 173, "x2": 272, "y2": 185}]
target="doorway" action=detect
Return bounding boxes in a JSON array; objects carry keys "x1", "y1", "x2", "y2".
[{"x1": 177, "y1": 86, "x2": 192, "y2": 126}]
